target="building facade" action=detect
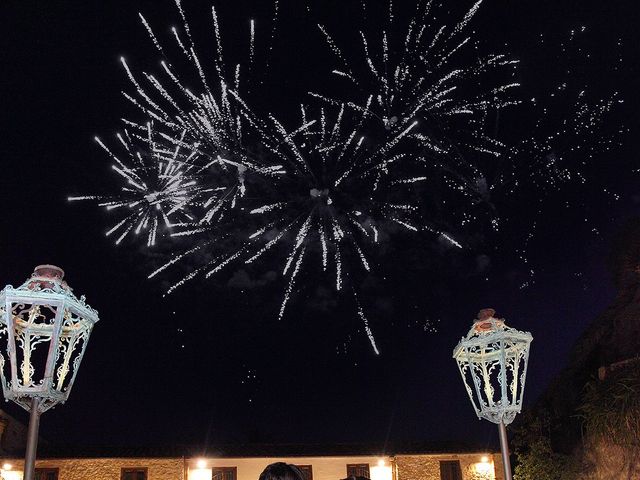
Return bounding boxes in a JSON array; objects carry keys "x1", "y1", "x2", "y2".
[
  {"x1": 0, "y1": 451, "x2": 503, "y2": 480},
  {"x1": 0, "y1": 410, "x2": 502, "y2": 480}
]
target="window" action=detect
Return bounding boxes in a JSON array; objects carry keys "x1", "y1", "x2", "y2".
[
  {"x1": 439, "y1": 461, "x2": 462, "y2": 480},
  {"x1": 34, "y1": 469, "x2": 59, "y2": 480},
  {"x1": 347, "y1": 464, "x2": 370, "y2": 479},
  {"x1": 296, "y1": 465, "x2": 313, "y2": 480},
  {"x1": 121, "y1": 468, "x2": 148, "y2": 480},
  {"x1": 212, "y1": 466, "x2": 237, "y2": 480}
]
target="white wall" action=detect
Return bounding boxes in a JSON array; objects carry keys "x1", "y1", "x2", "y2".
[{"x1": 188, "y1": 456, "x2": 392, "y2": 480}]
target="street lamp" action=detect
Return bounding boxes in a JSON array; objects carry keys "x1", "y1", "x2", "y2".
[
  {"x1": 0, "y1": 265, "x2": 99, "y2": 480},
  {"x1": 453, "y1": 308, "x2": 532, "y2": 480}
]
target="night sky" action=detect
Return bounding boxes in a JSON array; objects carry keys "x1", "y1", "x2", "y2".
[{"x1": 1, "y1": 0, "x2": 639, "y2": 451}]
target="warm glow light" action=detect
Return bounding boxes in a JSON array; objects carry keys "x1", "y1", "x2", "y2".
[
  {"x1": 2, "y1": 463, "x2": 12, "y2": 470},
  {"x1": 474, "y1": 460, "x2": 494, "y2": 476},
  {"x1": 196, "y1": 459, "x2": 207, "y2": 469},
  {"x1": 371, "y1": 461, "x2": 392, "y2": 480},
  {"x1": 1, "y1": 470, "x2": 23, "y2": 480},
  {"x1": 190, "y1": 468, "x2": 213, "y2": 480}
]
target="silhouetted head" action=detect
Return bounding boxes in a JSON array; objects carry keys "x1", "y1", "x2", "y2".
[{"x1": 259, "y1": 463, "x2": 305, "y2": 480}]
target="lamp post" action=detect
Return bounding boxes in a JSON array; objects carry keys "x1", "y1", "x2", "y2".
[
  {"x1": 0, "y1": 265, "x2": 99, "y2": 480},
  {"x1": 453, "y1": 308, "x2": 532, "y2": 480}
]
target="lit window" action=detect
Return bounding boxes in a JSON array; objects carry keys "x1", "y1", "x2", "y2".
[
  {"x1": 35, "y1": 469, "x2": 59, "y2": 480},
  {"x1": 347, "y1": 464, "x2": 370, "y2": 479},
  {"x1": 296, "y1": 465, "x2": 313, "y2": 480},
  {"x1": 212, "y1": 466, "x2": 237, "y2": 480},
  {"x1": 439, "y1": 461, "x2": 462, "y2": 480},
  {"x1": 121, "y1": 468, "x2": 148, "y2": 480}
]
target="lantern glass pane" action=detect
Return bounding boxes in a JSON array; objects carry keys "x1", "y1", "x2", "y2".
[
  {"x1": 52, "y1": 306, "x2": 91, "y2": 394},
  {"x1": 0, "y1": 321, "x2": 10, "y2": 391},
  {"x1": 456, "y1": 359, "x2": 481, "y2": 415},
  {"x1": 10, "y1": 300, "x2": 59, "y2": 391},
  {"x1": 505, "y1": 340, "x2": 529, "y2": 407}
]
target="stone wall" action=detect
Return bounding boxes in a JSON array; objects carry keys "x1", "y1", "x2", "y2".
[
  {"x1": 0, "y1": 453, "x2": 504, "y2": 480},
  {"x1": 575, "y1": 438, "x2": 640, "y2": 480},
  {"x1": 395, "y1": 453, "x2": 504, "y2": 480},
  {"x1": 2, "y1": 457, "x2": 185, "y2": 480}
]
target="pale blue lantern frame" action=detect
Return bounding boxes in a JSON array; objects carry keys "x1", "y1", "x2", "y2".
[{"x1": 0, "y1": 268, "x2": 99, "y2": 413}]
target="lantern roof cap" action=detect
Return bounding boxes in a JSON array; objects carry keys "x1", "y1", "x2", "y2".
[
  {"x1": 28, "y1": 264, "x2": 69, "y2": 292},
  {"x1": 453, "y1": 308, "x2": 532, "y2": 358}
]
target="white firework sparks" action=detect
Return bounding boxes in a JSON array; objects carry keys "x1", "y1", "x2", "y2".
[
  {"x1": 73, "y1": 0, "x2": 623, "y2": 355},
  {"x1": 314, "y1": 0, "x2": 520, "y2": 160},
  {"x1": 72, "y1": 0, "x2": 488, "y2": 354},
  {"x1": 69, "y1": 127, "x2": 203, "y2": 246},
  {"x1": 157, "y1": 103, "x2": 439, "y2": 353},
  {"x1": 72, "y1": 0, "x2": 281, "y2": 242}
]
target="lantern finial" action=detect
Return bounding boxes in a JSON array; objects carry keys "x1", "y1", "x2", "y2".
[
  {"x1": 474, "y1": 308, "x2": 504, "y2": 333},
  {"x1": 477, "y1": 308, "x2": 495, "y2": 321},
  {"x1": 29, "y1": 265, "x2": 67, "y2": 291},
  {"x1": 33, "y1": 265, "x2": 65, "y2": 280}
]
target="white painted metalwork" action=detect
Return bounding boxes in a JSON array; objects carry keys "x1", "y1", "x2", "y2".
[
  {"x1": 0, "y1": 265, "x2": 99, "y2": 413},
  {"x1": 453, "y1": 308, "x2": 532, "y2": 426}
]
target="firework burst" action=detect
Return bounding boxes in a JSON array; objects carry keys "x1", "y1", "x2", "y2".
[
  {"x1": 72, "y1": 0, "x2": 623, "y2": 353},
  {"x1": 151, "y1": 102, "x2": 447, "y2": 354},
  {"x1": 69, "y1": 126, "x2": 205, "y2": 246},
  {"x1": 72, "y1": 0, "x2": 280, "y2": 245},
  {"x1": 71, "y1": 0, "x2": 514, "y2": 353}
]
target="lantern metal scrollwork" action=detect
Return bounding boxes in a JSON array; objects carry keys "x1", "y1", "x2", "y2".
[
  {"x1": 0, "y1": 265, "x2": 99, "y2": 480},
  {"x1": 453, "y1": 308, "x2": 532, "y2": 425},
  {"x1": 0, "y1": 265, "x2": 99, "y2": 412},
  {"x1": 453, "y1": 308, "x2": 532, "y2": 480}
]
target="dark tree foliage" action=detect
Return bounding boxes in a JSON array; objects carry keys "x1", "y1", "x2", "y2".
[
  {"x1": 579, "y1": 364, "x2": 640, "y2": 447},
  {"x1": 512, "y1": 410, "x2": 578, "y2": 480}
]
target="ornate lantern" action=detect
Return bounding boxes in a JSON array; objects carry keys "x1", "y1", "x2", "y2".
[
  {"x1": 453, "y1": 308, "x2": 532, "y2": 480},
  {"x1": 0, "y1": 265, "x2": 99, "y2": 480}
]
